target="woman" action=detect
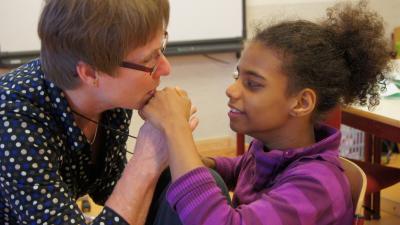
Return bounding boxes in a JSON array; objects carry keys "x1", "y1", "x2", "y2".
[{"x1": 0, "y1": 0, "x2": 171, "y2": 224}]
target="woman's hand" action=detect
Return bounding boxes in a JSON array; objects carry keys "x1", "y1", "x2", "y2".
[
  {"x1": 131, "y1": 121, "x2": 168, "y2": 173},
  {"x1": 201, "y1": 156, "x2": 216, "y2": 169},
  {"x1": 107, "y1": 122, "x2": 168, "y2": 224},
  {"x1": 189, "y1": 105, "x2": 199, "y2": 131}
]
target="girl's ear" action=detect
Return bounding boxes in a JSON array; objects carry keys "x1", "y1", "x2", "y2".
[
  {"x1": 75, "y1": 61, "x2": 99, "y2": 87},
  {"x1": 289, "y1": 88, "x2": 316, "y2": 117}
]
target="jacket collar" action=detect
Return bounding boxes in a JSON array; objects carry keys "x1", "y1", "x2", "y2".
[{"x1": 250, "y1": 124, "x2": 342, "y2": 189}]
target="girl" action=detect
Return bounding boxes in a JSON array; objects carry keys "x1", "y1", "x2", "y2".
[{"x1": 140, "y1": 1, "x2": 392, "y2": 224}]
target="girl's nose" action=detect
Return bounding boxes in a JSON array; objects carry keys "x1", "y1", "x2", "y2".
[{"x1": 226, "y1": 80, "x2": 240, "y2": 100}]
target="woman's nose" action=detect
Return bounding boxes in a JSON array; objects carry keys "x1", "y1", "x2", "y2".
[{"x1": 153, "y1": 54, "x2": 171, "y2": 78}]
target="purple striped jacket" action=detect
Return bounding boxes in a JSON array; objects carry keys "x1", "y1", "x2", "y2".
[{"x1": 167, "y1": 124, "x2": 353, "y2": 225}]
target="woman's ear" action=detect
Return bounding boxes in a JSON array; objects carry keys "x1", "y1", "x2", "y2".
[
  {"x1": 289, "y1": 88, "x2": 316, "y2": 117},
  {"x1": 75, "y1": 61, "x2": 99, "y2": 87}
]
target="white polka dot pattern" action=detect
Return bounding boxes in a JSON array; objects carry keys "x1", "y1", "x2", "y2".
[{"x1": 0, "y1": 60, "x2": 131, "y2": 224}]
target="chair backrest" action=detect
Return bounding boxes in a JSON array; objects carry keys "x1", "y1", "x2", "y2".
[
  {"x1": 324, "y1": 106, "x2": 342, "y2": 129},
  {"x1": 339, "y1": 157, "x2": 367, "y2": 225}
]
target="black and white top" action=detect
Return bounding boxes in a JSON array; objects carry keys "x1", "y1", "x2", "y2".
[{"x1": 0, "y1": 59, "x2": 132, "y2": 224}]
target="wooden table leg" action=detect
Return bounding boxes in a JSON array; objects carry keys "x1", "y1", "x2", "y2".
[
  {"x1": 372, "y1": 136, "x2": 382, "y2": 219},
  {"x1": 364, "y1": 133, "x2": 373, "y2": 220},
  {"x1": 236, "y1": 133, "x2": 245, "y2": 155},
  {"x1": 363, "y1": 134, "x2": 383, "y2": 220}
]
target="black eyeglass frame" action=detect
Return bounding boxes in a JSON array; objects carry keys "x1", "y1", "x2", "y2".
[{"x1": 120, "y1": 31, "x2": 168, "y2": 76}]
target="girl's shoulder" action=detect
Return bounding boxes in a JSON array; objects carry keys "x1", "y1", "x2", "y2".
[{"x1": 278, "y1": 156, "x2": 347, "y2": 191}]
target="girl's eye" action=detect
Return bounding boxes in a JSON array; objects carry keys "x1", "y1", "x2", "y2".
[{"x1": 244, "y1": 79, "x2": 262, "y2": 89}]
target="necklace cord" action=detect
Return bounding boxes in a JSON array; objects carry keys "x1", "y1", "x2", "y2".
[
  {"x1": 89, "y1": 123, "x2": 98, "y2": 145},
  {"x1": 0, "y1": 83, "x2": 136, "y2": 155},
  {"x1": 71, "y1": 110, "x2": 136, "y2": 155}
]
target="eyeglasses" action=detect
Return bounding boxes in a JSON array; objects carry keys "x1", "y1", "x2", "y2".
[{"x1": 120, "y1": 31, "x2": 168, "y2": 76}]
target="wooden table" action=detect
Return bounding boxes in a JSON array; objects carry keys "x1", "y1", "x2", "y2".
[
  {"x1": 0, "y1": 68, "x2": 10, "y2": 75},
  {"x1": 342, "y1": 98, "x2": 400, "y2": 219}
]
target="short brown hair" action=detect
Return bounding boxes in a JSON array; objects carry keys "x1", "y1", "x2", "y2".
[{"x1": 38, "y1": 0, "x2": 170, "y2": 89}]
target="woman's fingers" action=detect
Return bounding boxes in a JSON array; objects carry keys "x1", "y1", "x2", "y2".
[
  {"x1": 189, "y1": 116, "x2": 199, "y2": 131},
  {"x1": 189, "y1": 105, "x2": 199, "y2": 131},
  {"x1": 190, "y1": 105, "x2": 197, "y2": 117},
  {"x1": 138, "y1": 109, "x2": 146, "y2": 120}
]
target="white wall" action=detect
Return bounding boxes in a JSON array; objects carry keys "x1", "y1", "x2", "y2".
[
  {"x1": 246, "y1": 0, "x2": 400, "y2": 39},
  {"x1": 0, "y1": 0, "x2": 43, "y2": 52},
  {"x1": 0, "y1": 0, "x2": 244, "y2": 52}
]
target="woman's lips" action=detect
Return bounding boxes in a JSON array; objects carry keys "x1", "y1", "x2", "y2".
[
  {"x1": 141, "y1": 89, "x2": 156, "y2": 106},
  {"x1": 147, "y1": 89, "x2": 156, "y2": 96}
]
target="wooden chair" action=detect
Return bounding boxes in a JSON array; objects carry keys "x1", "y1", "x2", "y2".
[{"x1": 339, "y1": 157, "x2": 367, "y2": 225}]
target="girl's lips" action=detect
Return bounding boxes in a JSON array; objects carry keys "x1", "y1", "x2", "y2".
[
  {"x1": 230, "y1": 108, "x2": 242, "y2": 113},
  {"x1": 228, "y1": 107, "x2": 245, "y2": 119}
]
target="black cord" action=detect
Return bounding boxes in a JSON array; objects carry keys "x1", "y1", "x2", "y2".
[
  {"x1": 71, "y1": 110, "x2": 136, "y2": 155},
  {"x1": 71, "y1": 110, "x2": 137, "y2": 139},
  {"x1": 0, "y1": 84, "x2": 137, "y2": 155}
]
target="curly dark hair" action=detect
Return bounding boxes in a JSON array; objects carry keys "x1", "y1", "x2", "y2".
[{"x1": 253, "y1": 0, "x2": 391, "y2": 119}]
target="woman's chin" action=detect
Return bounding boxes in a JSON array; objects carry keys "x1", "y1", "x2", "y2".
[
  {"x1": 118, "y1": 101, "x2": 141, "y2": 110},
  {"x1": 130, "y1": 96, "x2": 152, "y2": 110}
]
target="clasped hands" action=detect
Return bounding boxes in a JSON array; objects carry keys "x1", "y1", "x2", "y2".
[{"x1": 132, "y1": 87, "x2": 199, "y2": 172}]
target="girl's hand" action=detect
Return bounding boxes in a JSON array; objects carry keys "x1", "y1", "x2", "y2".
[
  {"x1": 139, "y1": 104, "x2": 199, "y2": 131},
  {"x1": 140, "y1": 87, "x2": 192, "y2": 132}
]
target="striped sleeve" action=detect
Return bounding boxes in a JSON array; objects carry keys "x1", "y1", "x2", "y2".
[{"x1": 214, "y1": 156, "x2": 243, "y2": 190}]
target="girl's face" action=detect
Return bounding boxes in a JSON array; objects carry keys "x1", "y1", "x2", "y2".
[{"x1": 226, "y1": 41, "x2": 298, "y2": 142}]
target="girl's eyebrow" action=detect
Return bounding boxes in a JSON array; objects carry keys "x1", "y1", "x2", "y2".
[{"x1": 238, "y1": 66, "x2": 266, "y2": 80}]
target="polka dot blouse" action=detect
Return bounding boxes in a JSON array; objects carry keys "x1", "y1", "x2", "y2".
[{"x1": 0, "y1": 59, "x2": 131, "y2": 224}]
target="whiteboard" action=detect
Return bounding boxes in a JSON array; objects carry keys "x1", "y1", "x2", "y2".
[
  {"x1": 0, "y1": 0, "x2": 44, "y2": 52},
  {"x1": 169, "y1": 0, "x2": 244, "y2": 42},
  {"x1": 0, "y1": 0, "x2": 245, "y2": 54}
]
